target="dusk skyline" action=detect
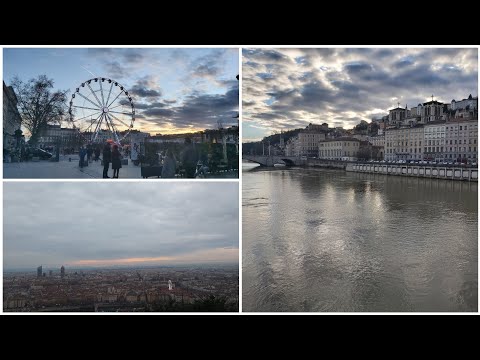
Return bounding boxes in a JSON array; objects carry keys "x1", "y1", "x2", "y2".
[
  {"x1": 3, "y1": 48, "x2": 239, "y2": 136},
  {"x1": 242, "y1": 48, "x2": 478, "y2": 142},
  {"x1": 4, "y1": 182, "x2": 239, "y2": 269}
]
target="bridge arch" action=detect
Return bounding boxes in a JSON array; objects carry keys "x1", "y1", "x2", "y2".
[
  {"x1": 243, "y1": 155, "x2": 299, "y2": 167},
  {"x1": 279, "y1": 158, "x2": 295, "y2": 166}
]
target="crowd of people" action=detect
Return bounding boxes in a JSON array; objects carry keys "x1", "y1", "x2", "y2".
[
  {"x1": 77, "y1": 142, "x2": 122, "y2": 178},
  {"x1": 76, "y1": 136, "x2": 236, "y2": 179}
]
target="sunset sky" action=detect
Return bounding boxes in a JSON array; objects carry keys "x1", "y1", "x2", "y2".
[
  {"x1": 3, "y1": 182, "x2": 239, "y2": 269},
  {"x1": 243, "y1": 48, "x2": 478, "y2": 142},
  {"x1": 3, "y1": 47, "x2": 239, "y2": 135}
]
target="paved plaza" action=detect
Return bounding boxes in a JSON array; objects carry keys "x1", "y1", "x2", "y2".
[
  {"x1": 3, "y1": 156, "x2": 238, "y2": 179},
  {"x1": 3, "y1": 156, "x2": 141, "y2": 179}
]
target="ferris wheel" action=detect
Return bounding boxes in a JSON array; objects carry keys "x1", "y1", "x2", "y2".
[{"x1": 68, "y1": 77, "x2": 135, "y2": 144}]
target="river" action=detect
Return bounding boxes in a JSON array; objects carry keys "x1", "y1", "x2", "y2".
[{"x1": 242, "y1": 162, "x2": 478, "y2": 312}]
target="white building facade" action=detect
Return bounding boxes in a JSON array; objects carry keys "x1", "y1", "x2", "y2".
[
  {"x1": 385, "y1": 125, "x2": 424, "y2": 161},
  {"x1": 423, "y1": 121, "x2": 445, "y2": 161},
  {"x1": 318, "y1": 138, "x2": 360, "y2": 160},
  {"x1": 444, "y1": 119, "x2": 478, "y2": 161}
]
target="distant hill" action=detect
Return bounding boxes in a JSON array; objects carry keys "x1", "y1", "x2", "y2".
[{"x1": 242, "y1": 128, "x2": 302, "y2": 154}]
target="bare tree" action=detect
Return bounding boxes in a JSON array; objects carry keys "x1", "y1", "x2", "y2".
[{"x1": 11, "y1": 75, "x2": 68, "y2": 145}]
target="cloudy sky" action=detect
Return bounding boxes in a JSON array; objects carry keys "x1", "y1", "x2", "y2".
[
  {"x1": 243, "y1": 48, "x2": 478, "y2": 142},
  {"x1": 3, "y1": 48, "x2": 238, "y2": 135},
  {"x1": 4, "y1": 182, "x2": 239, "y2": 269}
]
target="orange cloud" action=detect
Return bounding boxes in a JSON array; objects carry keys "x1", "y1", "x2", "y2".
[
  {"x1": 73, "y1": 256, "x2": 174, "y2": 266},
  {"x1": 71, "y1": 248, "x2": 239, "y2": 267}
]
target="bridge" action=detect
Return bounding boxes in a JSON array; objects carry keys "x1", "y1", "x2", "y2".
[{"x1": 243, "y1": 155, "x2": 302, "y2": 167}]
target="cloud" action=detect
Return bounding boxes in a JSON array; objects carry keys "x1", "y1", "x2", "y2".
[
  {"x1": 4, "y1": 183, "x2": 239, "y2": 269},
  {"x1": 3, "y1": 48, "x2": 239, "y2": 135},
  {"x1": 129, "y1": 76, "x2": 162, "y2": 98},
  {"x1": 136, "y1": 82, "x2": 239, "y2": 131},
  {"x1": 243, "y1": 48, "x2": 478, "y2": 138}
]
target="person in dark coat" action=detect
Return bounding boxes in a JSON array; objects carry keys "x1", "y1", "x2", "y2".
[
  {"x1": 79, "y1": 147, "x2": 87, "y2": 168},
  {"x1": 94, "y1": 147, "x2": 101, "y2": 161},
  {"x1": 87, "y1": 146, "x2": 93, "y2": 163},
  {"x1": 111, "y1": 144, "x2": 122, "y2": 178},
  {"x1": 102, "y1": 143, "x2": 111, "y2": 178},
  {"x1": 180, "y1": 137, "x2": 198, "y2": 178}
]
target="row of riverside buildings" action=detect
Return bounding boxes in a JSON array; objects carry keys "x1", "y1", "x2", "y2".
[{"x1": 281, "y1": 94, "x2": 478, "y2": 163}]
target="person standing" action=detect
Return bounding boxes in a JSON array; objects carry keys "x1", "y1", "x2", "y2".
[
  {"x1": 79, "y1": 147, "x2": 87, "y2": 168},
  {"x1": 180, "y1": 137, "x2": 198, "y2": 178},
  {"x1": 94, "y1": 146, "x2": 101, "y2": 162},
  {"x1": 161, "y1": 148, "x2": 177, "y2": 178},
  {"x1": 111, "y1": 144, "x2": 122, "y2": 178},
  {"x1": 102, "y1": 142, "x2": 112, "y2": 178},
  {"x1": 87, "y1": 146, "x2": 93, "y2": 163}
]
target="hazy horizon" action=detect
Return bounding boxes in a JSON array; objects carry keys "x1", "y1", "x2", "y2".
[{"x1": 4, "y1": 262, "x2": 239, "y2": 272}]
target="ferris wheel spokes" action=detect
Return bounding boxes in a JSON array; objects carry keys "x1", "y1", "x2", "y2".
[
  {"x1": 106, "y1": 114, "x2": 121, "y2": 144},
  {"x1": 105, "y1": 81, "x2": 114, "y2": 107},
  {"x1": 76, "y1": 91, "x2": 102, "y2": 109},
  {"x1": 92, "y1": 113, "x2": 105, "y2": 143},
  {"x1": 108, "y1": 112, "x2": 131, "y2": 129},
  {"x1": 69, "y1": 77, "x2": 135, "y2": 144},
  {"x1": 86, "y1": 82, "x2": 103, "y2": 108},
  {"x1": 99, "y1": 80, "x2": 105, "y2": 107}
]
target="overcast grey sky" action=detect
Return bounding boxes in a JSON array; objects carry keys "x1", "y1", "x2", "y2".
[
  {"x1": 4, "y1": 182, "x2": 238, "y2": 269},
  {"x1": 243, "y1": 48, "x2": 478, "y2": 141}
]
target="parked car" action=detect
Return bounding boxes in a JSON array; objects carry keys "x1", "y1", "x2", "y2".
[{"x1": 31, "y1": 148, "x2": 53, "y2": 160}]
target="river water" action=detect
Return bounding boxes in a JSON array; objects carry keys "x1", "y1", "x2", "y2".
[{"x1": 242, "y1": 162, "x2": 478, "y2": 312}]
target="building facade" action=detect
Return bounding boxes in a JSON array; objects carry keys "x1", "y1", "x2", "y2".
[
  {"x1": 423, "y1": 121, "x2": 446, "y2": 161},
  {"x1": 385, "y1": 125, "x2": 424, "y2": 161},
  {"x1": 318, "y1": 138, "x2": 360, "y2": 160},
  {"x1": 444, "y1": 119, "x2": 478, "y2": 162},
  {"x1": 3, "y1": 81, "x2": 22, "y2": 151},
  {"x1": 284, "y1": 123, "x2": 328, "y2": 157},
  {"x1": 420, "y1": 100, "x2": 443, "y2": 123},
  {"x1": 38, "y1": 124, "x2": 80, "y2": 150}
]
